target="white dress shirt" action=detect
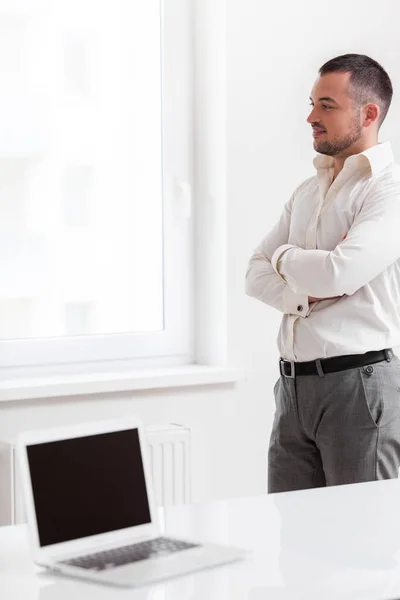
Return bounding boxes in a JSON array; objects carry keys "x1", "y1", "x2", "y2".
[{"x1": 245, "y1": 141, "x2": 400, "y2": 361}]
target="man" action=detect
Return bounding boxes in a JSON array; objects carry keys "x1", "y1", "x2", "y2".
[{"x1": 245, "y1": 54, "x2": 400, "y2": 493}]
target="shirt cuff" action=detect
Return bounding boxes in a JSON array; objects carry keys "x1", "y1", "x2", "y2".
[
  {"x1": 282, "y1": 286, "x2": 310, "y2": 318},
  {"x1": 271, "y1": 244, "x2": 298, "y2": 279}
]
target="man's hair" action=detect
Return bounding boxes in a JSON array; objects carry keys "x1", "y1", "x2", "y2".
[{"x1": 319, "y1": 54, "x2": 393, "y2": 128}]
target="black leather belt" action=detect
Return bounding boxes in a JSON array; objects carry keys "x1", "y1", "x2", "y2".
[{"x1": 279, "y1": 348, "x2": 394, "y2": 378}]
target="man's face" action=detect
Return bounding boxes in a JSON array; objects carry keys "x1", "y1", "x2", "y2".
[{"x1": 307, "y1": 72, "x2": 363, "y2": 156}]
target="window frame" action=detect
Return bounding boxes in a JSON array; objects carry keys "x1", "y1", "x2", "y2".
[{"x1": 0, "y1": 0, "x2": 194, "y2": 376}]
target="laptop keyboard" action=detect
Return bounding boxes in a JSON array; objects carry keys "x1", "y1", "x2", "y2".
[{"x1": 62, "y1": 537, "x2": 200, "y2": 571}]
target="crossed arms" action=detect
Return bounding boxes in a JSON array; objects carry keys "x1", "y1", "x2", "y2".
[{"x1": 245, "y1": 181, "x2": 400, "y2": 317}]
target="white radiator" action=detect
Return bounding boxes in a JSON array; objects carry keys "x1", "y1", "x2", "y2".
[
  {"x1": 145, "y1": 423, "x2": 191, "y2": 507},
  {"x1": 0, "y1": 422, "x2": 191, "y2": 526}
]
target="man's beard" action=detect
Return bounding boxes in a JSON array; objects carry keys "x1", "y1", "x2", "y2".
[{"x1": 314, "y1": 119, "x2": 363, "y2": 156}]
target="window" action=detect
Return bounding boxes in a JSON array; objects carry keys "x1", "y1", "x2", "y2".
[{"x1": 0, "y1": 0, "x2": 193, "y2": 376}]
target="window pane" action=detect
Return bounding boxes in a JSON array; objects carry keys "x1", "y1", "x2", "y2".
[{"x1": 0, "y1": 0, "x2": 164, "y2": 340}]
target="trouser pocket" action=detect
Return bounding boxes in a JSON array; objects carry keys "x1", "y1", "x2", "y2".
[{"x1": 359, "y1": 364, "x2": 384, "y2": 428}]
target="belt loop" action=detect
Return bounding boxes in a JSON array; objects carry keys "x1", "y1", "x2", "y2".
[
  {"x1": 384, "y1": 349, "x2": 393, "y2": 362},
  {"x1": 315, "y1": 359, "x2": 325, "y2": 378},
  {"x1": 289, "y1": 361, "x2": 295, "y2": 378}
]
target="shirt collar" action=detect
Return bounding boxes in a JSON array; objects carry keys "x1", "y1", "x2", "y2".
[{"x1": 312, "y1": 141, "x2": 394, "y2": 177}]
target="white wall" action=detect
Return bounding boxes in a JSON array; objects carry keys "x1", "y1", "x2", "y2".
[
  {"x1": 2, "y1": 0, "x2": 400, "y2": 504},
  {"x1": 228, "y1": 0, "x2": 400, "y2": 378}
]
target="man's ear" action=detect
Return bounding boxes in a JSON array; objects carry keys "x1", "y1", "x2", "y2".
[{"x1": 363, "y1": 103, "x2": 380, "y2": 127}]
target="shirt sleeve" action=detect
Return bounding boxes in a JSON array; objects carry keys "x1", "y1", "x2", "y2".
[
  {"x1": 245, "y1": 191, "x2": 311, "y2": 317},
  {"x1": 272, "y1": 179, "x2": 400, "y2": 298}
]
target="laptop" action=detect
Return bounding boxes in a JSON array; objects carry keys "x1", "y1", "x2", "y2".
[{"x1": 17, "y1": 416, "x2": 245, "y2": 588}]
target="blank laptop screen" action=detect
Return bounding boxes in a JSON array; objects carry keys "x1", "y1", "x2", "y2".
[{"x1": 26, "y1": 428, "x2": 152, "y2": 547}]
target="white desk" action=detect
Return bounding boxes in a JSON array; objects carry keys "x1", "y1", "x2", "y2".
[{"x1": 3, "y1": 478, "x2": 400, "y2": 600}]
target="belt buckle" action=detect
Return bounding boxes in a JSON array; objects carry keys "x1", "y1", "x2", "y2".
[{"x1": 280, "y1": 358, "x2": 295, "y2": 378}]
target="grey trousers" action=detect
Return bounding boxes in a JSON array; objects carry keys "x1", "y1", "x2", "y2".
[{"x1": 268, "y1": 353, "x2": 400, "y2": 493}]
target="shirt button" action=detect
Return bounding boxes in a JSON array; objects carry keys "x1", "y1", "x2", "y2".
[
  {"x1": 364, "y1": 365, "x2": 374, "y2": 374},
  {"x1": 297, "y1": 305, "x2": 303, "y2": 312}
]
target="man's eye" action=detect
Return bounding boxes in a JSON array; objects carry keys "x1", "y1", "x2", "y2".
[{"x1": 309, "y1": 103, "x2": 332, "y2": 110}]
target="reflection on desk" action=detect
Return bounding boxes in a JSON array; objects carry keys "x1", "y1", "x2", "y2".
[{"x1": 3, "y1": 479, "x2": 400, "y2": 599}]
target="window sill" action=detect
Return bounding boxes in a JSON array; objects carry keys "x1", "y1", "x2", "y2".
[{"x1": 0, "y1": 365, "x2": 246, "y2": 403}]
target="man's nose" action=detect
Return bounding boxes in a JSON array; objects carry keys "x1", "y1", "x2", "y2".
[
  {"x1": 307, "y1": 108, "x2": 317, "y2": 124},
  {"x1": 307, "y1": 104, "x2": 323, "y2": 124}
]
